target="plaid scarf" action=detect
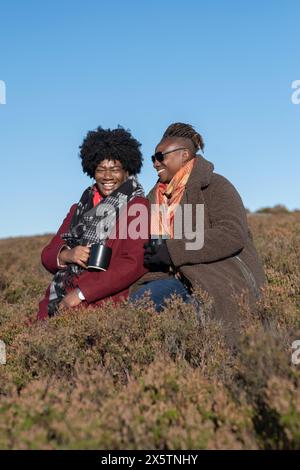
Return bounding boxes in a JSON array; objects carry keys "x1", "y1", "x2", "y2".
[
  {"x1": 48, "y1": 175, "x2": 144, "y2": 317},
  {"x1": 151, "y1": 158, "x2": 195, "y2": 238}
]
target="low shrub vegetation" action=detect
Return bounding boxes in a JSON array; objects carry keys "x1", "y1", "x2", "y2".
[{"x1": 0, "y1": 213, "x2": 300, "y2": 449}]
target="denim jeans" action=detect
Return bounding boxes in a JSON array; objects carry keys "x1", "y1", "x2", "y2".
[{"x1": 129, "y1": 278, "x2": 192, "y2": 312}]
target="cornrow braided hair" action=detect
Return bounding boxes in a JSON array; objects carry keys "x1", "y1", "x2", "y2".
[{"x1": 162, "y1": 122, "x2": 205, "y2": 152}]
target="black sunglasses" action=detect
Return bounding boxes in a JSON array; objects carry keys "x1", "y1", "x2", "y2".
[{"x1": 151, "y1": 147, "x2": 188, "y2": 163}]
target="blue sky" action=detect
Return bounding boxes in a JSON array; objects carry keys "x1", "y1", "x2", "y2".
[{"x1": 0, "y1": 0, "x2": 299, "y2": 238}]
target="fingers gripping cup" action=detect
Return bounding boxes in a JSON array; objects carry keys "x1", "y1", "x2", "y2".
[{"x1": 87, "y1": 243, "x2": 112, "y2": 271}]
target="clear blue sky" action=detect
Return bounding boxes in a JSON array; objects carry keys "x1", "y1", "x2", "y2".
[{"x1": 0, "y1": 0, "x2": 299, "y2": 238}]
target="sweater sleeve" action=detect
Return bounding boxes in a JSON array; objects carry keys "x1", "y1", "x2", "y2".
[
  {"x1": 76, "y1": 198, "x2": 149, "y2": 303},
  {"x1": 41, "y1": 204, "x2": 77, "y2": 274},
  {"x1": 167, "y1": 175, "x2": 249, "y2": 267}
]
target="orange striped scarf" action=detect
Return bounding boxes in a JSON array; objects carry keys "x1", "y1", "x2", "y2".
[{"x1": 151, "y1": 158, "x2": 195, "y2": 238}]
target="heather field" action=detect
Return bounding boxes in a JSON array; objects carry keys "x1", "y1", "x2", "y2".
[{"x1": 0, "y1": 212, "x2": 300, "y2": 450}]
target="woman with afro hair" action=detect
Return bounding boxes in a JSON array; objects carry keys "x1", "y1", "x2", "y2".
[{"x1": 37, "y1": 126, "x2": 149, "y2": 319}]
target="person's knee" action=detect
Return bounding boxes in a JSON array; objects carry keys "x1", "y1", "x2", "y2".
[{"x1": 130, "y1": 278, "x2": 192, "y2": 313}]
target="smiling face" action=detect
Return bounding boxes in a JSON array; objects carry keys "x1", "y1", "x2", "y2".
[
  {"x1": 153, "y1": 138, "x2": 193, "y2": 184},
  {"x1": 95, "y1": 159, "x2": 129, "y2": 197}
]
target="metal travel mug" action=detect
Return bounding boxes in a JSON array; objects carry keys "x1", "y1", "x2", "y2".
[
  {"x1": 87, "y1": 243, "x2": 112, "y2": 271},
  {"x1": 149, "y1": 235, "x2": 170, "y2": 253}
]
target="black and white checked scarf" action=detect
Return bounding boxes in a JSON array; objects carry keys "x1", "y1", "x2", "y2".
[{"x1": 48, "y1": 175, "x2": 144, "y2": 317}]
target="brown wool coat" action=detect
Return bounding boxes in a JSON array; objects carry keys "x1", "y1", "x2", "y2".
[{"x1": 130, "y1": 155, "x2": 266, "y2": 344}]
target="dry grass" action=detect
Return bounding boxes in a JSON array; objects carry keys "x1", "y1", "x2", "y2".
[{"x1": 0, "y1": 213, "x2": 300, "y2": 449}]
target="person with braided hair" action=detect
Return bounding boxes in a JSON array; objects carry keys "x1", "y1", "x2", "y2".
[
  {"x1": 130, "y1": 122, "x2": 265, "y2": 345},
  {"x1": 162, "y1": 122, "x2": 205, "y2": 153}
]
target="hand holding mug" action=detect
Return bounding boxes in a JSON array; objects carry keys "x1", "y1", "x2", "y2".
[{"x1": 59, "y1": 245, "x2": 90, "y2": 269}]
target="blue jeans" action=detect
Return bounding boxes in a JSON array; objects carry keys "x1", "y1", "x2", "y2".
[{"x1": 130, "y1": 278, "x2": 191, "y2": 312}]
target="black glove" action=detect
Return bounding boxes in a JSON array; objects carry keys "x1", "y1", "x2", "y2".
[{"x1": 144, "y1": 242, "x2": 172, "y2": 271}]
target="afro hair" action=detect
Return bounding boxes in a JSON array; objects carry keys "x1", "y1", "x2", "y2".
[{"x1": 79, "y1": 126, "x2": 143, "y2": 178}]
